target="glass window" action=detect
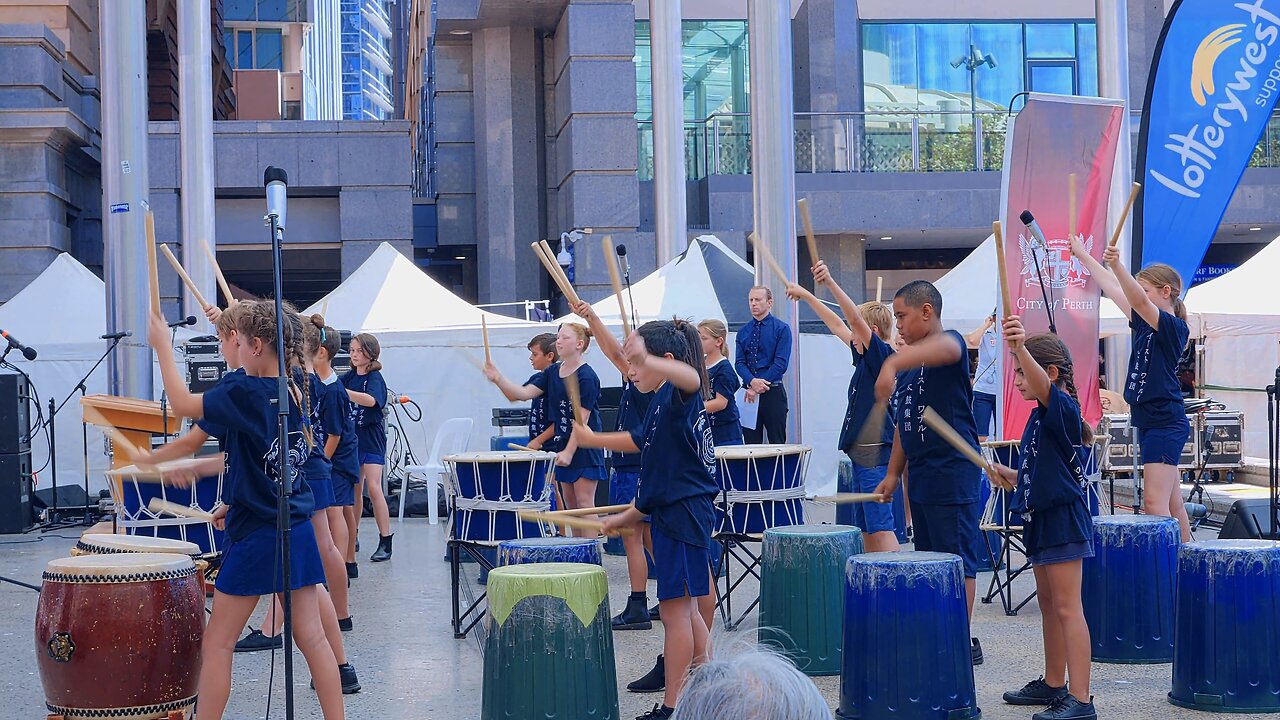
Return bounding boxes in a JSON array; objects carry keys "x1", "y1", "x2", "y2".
[
  {"x1": 1026, "y1": 23, "x2": 1076, "y2": 59},
  {"x1": 917, "y1": 24, "x2": 971, "y2": 99},
  {"x1": 1028, "y1": 62, "x2": 1076, "y2": 95},
  {"x1": 1077, "y1": 23, "x2": 1099, "y2": 97},
  {"x1": 971, "y1": 24, "x2": 1023, "y2": 108},
  {"x1": 257, "y1": 0, "x2": 288, "y2": 22},
  {"x1": 634, "y1": 20, "x2": 749, "y2": 122},
  {"x1": 225, "y1": 0, "x2": 255, "y2": 21},
  {"x1": 255, "y1": 29, "x2": 283, "y2": 70},
  {"x1": 237, "y1": 30, "x2": 254, "y2": 70}
]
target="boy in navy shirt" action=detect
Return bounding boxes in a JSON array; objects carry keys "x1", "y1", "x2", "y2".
[
  {"x1": 787, "y1": 261, "x2": 901, "y2": 552},
  {"x1": 523, "y1": 333, "x2": 558, "y2": 447},
  {"x1": 988, "y1": 318, "x2": 1097, "y2": 720},
  {"x1": 577, "y1": 320, "x2": 717, "y2": 720},
  {"x1": 873, "y1": 280, "x2": 985, "y2": 665}
]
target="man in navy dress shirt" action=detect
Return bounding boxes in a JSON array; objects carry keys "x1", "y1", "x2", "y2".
[{"x1": 735, "y1": 286, "x2": 792, "y2": 443}]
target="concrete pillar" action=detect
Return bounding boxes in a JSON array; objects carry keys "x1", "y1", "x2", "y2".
[
  {"x1": 473, "y1": 26, "x2": 545, "y2": 305},
  {"x1": 1097, "y1": 0, "x2": 1134, "y2": 383},
  {"x1": 747, "y1": 0, "x2": 801, "y2": 440},
  {"x1": 793, "y1": 0, "x2": 863, "y2": 171},
  {"x1": 649, "y1": 0, "x2": 687, "y2": 264},
  {"x1": 178, "y1": 0, "x2": 218, "y2": 326}
]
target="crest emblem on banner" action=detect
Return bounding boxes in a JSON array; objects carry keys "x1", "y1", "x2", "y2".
[{"x1": 1017, "y1": 234, "x2": 1093, "y2": 290}]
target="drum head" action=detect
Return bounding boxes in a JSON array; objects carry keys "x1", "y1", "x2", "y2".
[
  {"x1": 715, "y1": 443, "x2": 811, "y2": 460},
  {"x1": 78, "y1": 533, "x2": 200, "y2": 556},
  {"x1": 45, "y1": 552, "x2": 195, "y2": 580},
  {"x1": 445, "y1": 450, "x2": 555, "y2": 463}
]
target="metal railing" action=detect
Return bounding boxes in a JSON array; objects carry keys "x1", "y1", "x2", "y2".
[{"x1": 637, "y1": 109, "x2": 1280, "y2": 179}]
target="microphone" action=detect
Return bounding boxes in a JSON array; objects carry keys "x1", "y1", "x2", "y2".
[
  {"x1": 1019, "y1": 210, "x2": 1048, "y2": 250},
  {"x1": 264, "y1": 166, "x2": 288, "y2": 230},
  {"x1": 615, "y1": 244, "x2": 630, "y2": 278},
  {"x1": 168, "y1": 315, "x2": 198, "y2": 329},
  {"x1": 0, "y1": 329, "x2": 37, "y2": 360},
  {"x1": 101, "y1": 331, "x2": 131, "y2": 340}
]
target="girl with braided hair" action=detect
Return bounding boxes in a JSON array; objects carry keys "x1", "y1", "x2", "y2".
[{"x1": 988, "y1": 316, "x2": 1096, "y2": 720}]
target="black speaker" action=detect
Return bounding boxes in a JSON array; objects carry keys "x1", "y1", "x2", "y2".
[
  {"x1": 1218, "y1": 498, "x2": 1280, "y2": 540},
  {"x1": 0, "y1": 373, "x2": 33, "y2": 533}
]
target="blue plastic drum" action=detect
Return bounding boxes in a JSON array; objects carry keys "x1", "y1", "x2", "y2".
[
  {"x1": 498, "y1": 537, "x2": 603, "y2": 567},
  {"x1": 1169, "y1": 540, "x2": 1280, "y2": 713},
  {"x1": 837, "y1": 551, "x2": 980, "y2": 720},
  {"x1": 1082, "y1": 515, "x2": 1179, "y2": 663}
]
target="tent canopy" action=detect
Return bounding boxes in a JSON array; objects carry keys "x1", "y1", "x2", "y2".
[
  {"x1": 0, "y1": 253, "x2": 107, "y2": 353},
  {"x1": 303, "y1": 243, "x2": 537, "y2": 333},
  {"x1": 1185, "y1": 235, "x2": 1280, "y2": 337}
]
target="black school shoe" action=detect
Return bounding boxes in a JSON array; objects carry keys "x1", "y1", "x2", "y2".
[
  {"x1": 234, "y1": 629, "x2": 281, "y2": 653},
  {"x1": 612, "y1": 596, "x2": 653, "y2": 631},
  {"x1": 636, "y1": 704, "x2": 674, "y2": 719},
  {"x1": 648, "y1": 603, "x2": 660, "y2": 621},
  {"x1": 346, "y1": 562, "x2": 359, "y2": 579},
  {"x1": 1004, "y1": 677, "x2": 1069, "y2": 706},
  {"x1": 370, "y1": 534, "x2": 393, "y2": 562},
  {"x1": 310, "y1": 663, "x2": 362, "y2": 694},
  {"x1": 338, "y1": 616, "x2": 353, "y2": 632},
  {"x1": 1033, "y1": 695, "x2": 1097, "y2": 720},
  {"x1": 971, "y1": 637, "x2": 984, "y2": 666},
  {"x1": 627, "y1": 654, "x2": 665, "y2": 693}
]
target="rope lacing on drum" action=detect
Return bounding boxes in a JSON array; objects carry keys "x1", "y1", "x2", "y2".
[
  {"x1": 42, "y1": 567, "x2": 197, "y2": 584},
  {"x1": 46, "y1": 695, "x2": 196, "y2": 718}
]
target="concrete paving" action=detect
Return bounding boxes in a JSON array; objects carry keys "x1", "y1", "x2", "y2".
[{"x1": 1, "y1": 515, "x2": 1274, "y2": 719}]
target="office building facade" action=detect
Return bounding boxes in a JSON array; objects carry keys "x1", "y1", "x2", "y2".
[{"x1": 341, "y1": 0, "x2": 396, "y2": 119}]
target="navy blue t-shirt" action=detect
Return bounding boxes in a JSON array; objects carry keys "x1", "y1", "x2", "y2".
[
  {"x1": 202, "y1": 372, "x2": 314, "y2": 541},
  {"x1": 894, "y1": 330, "x2": 982, "y2": 505},
  {"x1": 297, "y1": 372, "x2": 330, "y2": 482},
  {"x1": 197, "y1": 368, "x2": 240, "y2": 502},
  {"x1": 838, "y1": 334, "x2": 895, "y2": 465},
  {"x1": 612, "y1": 381, "x2": 653, "y2": 472},
  {"x1": 318, "y1": 371, "x2": 360, "y2": 482},
  {"x1": 524, "y1": 371, "x2": 549, "y2": 439},
  {"x1": 1015, "y1": 385, "x2": 1093, "y2": 550},
  {"x1": 630, "y1": 381, "x2": 718, "y2": 547},
  {"x1": 531, "y1": 362, "x2": 605, "y2": 471},
  {"x1": 706, "y1": 358, "x2": 742, "y2": 444},
  {"x1": 341, "y1": 369, "x2": 388, "y2": 456},
  {"x1": 1125, "y1": 309, "x2": 1189, "y2": 429}
]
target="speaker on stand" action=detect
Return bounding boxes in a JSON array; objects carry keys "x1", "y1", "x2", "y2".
[{"x1": 0, "y1": 373, "x2": 34, "y2": 534}]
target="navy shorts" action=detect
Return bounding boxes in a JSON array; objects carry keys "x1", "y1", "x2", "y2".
[
  {"x1": 611, "y1": 469, "x2": 640, "y2": 505},
  {"x1": 1028, "y1": 539, "x2": 1095, "y2": 567},
  {"x1": 359, "y1": 452, "x2": 386, "y2": 467},
  {"x1": 331, "y1": 472, "x2": 356, "y2": 507},
  {"x1": 216, "y1": 519, "x2": 326, "y2": 596},
  {"x1": 910, "y1": 500, "x2": 982, "y2": 578},
  {"x1": 306, "y1": 473, "x2": 334, "y2": 512},
  {"x1": 651, "y1": 525, "x2": 712, "y2": 601},
  {"x1": 972, "y1": 391, "x2": 996, "y2": 437},
  {"x1": 852, "y1": 465, "x2": 896, "y2": 533},
  {"x1": 556, "y1": 465, "x2": 606, "y2": 484},
  {"x1": 1138, "y1": 423, "x2": 1190, "y2": 465}
]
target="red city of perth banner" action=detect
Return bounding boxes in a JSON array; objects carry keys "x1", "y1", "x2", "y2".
[{"x1": 999, "y1": 94, "x2": 1124, "y2": 439}]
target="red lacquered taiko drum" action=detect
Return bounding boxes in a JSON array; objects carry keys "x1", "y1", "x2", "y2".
[{"x1": 35, "y1": 553, "x2": 204, "y2": 719}]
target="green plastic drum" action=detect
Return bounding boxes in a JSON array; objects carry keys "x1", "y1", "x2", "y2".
[
  {"x1": 482, "y1": 562, "x2": 619, "y2": 720},
  {"x1": 759, "y1": 524, "x2": 864, "y2": 676}
]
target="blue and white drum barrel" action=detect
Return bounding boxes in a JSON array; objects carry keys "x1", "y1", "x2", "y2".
[{"x1": 1082, "y1": 515, "x2": 1179, "y2": 663}]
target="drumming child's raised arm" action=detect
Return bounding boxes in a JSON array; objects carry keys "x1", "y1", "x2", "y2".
[{"x1": 147, "y1": 314, "x2": 204, "y2": 419}]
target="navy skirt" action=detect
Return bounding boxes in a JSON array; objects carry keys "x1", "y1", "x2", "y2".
[{"x1": 215, "y1": 519, "x2": 326, "y2": 596}]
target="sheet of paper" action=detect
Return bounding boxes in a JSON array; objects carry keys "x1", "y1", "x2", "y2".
[{"x1": 736, "y1": 388, "x2": 758, "y2": 430}]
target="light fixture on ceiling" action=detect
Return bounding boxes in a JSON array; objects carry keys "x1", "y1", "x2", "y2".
[
  {"x1": 1250, "y1": 226, "x2": 1263, "y2": 231},
  {"x1": 880, "y1": 236, "x2": 893, "y2": 241},
  {"x1": 449, "y1": 29, "x2": 471, "y2": 35},
  {"x1": 454, "y1": 256, "x2": 466, "y2": 260}
]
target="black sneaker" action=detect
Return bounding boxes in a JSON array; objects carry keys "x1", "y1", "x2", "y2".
[
  {"x1": 346, "y1": 562, "x2": 359, "y2": 580},
  {"x1": 234, "y1": 629, "x2": 282, "y2": 653},
  {"x1": 648, "y1": 603, "x2": 660, "y2": 621},
  {"x1": 612, "y1": 598, "x2": 653, "y2": 631},
  {"x1": 1033, "y1": 695, "x2": 1097, "y2": 720},
  {"x1": 971, "y1": 637, "x2": 984, "y2": 666},
  {"x1": 309, "y1": 663, "x2": 362, "y2": 694},
  {"x1": 635, "y1": 704, "x2": 673, "y2": 719},
  {"x1": 338, "y1": 616, "x2": 353, "y2": 632},
  {"x1": 1004, "y1": 677, "x2": 1069, "y2": 706},
  {"x1": 627, "y1": 654, "x2": 665, "y2": 693}
]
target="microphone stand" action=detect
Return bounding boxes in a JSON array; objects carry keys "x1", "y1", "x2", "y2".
[
  {"x1": 159, "y1": 325, "x2": 179, "y2": 443},
  {"x1": 1028, "y1": 241, "x2": 1058, "y2": 334},
  {"x1": 621, "y1": 259, "x2": 639, "y2": 328},
  {"x1": 1269, "y1": 367, "x2": 1278, "y2": 539},
  {"x1": 40, "y1": 334, "x2": 123, "y2": 530},
  {"x1": 266, "y1": 207, "x2": 296, "y2": 719}
]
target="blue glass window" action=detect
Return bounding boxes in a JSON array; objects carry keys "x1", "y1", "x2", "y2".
[
  {"x1": 1025, "y1": 23, "x2": 1076, "y2": 59},
  {"x1": 634, "y1": 20, "x2": 749, "y2": 122},
  {"x1": 257, "y1": 0, "x2": 289, "y2": 22},
  {"x1": 1028, "y1": 62, "x2": 1076, "y2": 95},
  {"x1": 971, "y1": 24, "x2": 1023, "y2": 109},
  {"x1": 225, "y1": 0, "x2": 255, "y2": 21},
  {"x1": 255, "y1": 29, "x2": 283, "y2": 70},
  {"x1": 236, "y1": 30, "x2": 254, "y2": 70},
  {"x1": 1077, "y1": 24, "x2": 1099, "y2": 97}
]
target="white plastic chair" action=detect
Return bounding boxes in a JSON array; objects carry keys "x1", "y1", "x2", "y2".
[{"x1": 404, "y1": 417, "x2": 473, "y2": 523}]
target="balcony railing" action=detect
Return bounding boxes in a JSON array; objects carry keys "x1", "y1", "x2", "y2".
[{"x1": 637, "y1": 110, "x2": 1280, "y2": 179}]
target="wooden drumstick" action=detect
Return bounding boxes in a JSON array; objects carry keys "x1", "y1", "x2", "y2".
[
  {"x1": 539, "y1": 239, "x2": 579, "y2": 303},
  {"x1": 563, "y1": 369, "x2": 584, "y2": 426},
  {"x1": 507, "y1": 442, "x2": 539, "y2": 452},
  {"x1": 1068, "y1": 173, "x2": 1078, "y2": 242},
  {"x1": 145, "y1": 212, "x2": 162, "y2": 318},
  {"x1": 148, "y1": 498, "x2": 215, "y2": 522},
  {"x1": 993, "y1": 221, "x2": 1017, "y2": 350},
  {"x1": 517, "y1": 510, "x2": 633, "y2": 536},
  {"x1": 747, "y1": 232, "x2": 790, "y2": 284},
  {"x1": 481, "y1": 314, "x2": 492, "y2": 365},
  {"x1": 160, "y1": 244, "x2": 211, "y2": 310},
  {"x1": 813, "y1": 492, "x2": 887, "y2": 504},
  {"x1": 602, "y1": 234, "x2": 631, "y2": 337},
  {"x1": 921, "y1": 407, "x2": 999, "y2": 477},
  {"x1": 1107, "y1": 182, "x2": 1143, "y2": 249},
  {"x1": 797, "y1": 198, "x2": 821, "y2": 269},
  {"x1": 545, "y1": 503, "x2": 632, "y2": 517},
  {"x1": 201, "y1": 238, "x2": 236, "y2": 306},
  {"x1": 876, "y1": 276, "x2": 883, "y2": 304},
  {"x1": 82, "y1": 406, "x2": 143, "y2": 459},
  {"x1": 850, "y1": 400, "x2": 889, "y2": 468}
]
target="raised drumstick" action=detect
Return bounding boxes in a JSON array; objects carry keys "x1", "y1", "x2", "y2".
[
  {"x1": 145, "y1": 212, "x2": 162, "y2": 318},
  {"x1": 921, "y1": 407, "x2": 998, "y2": 477},
  {"x1": 538, "y1": 239, "x2": 579, "y2": 303},
  {"x1": 507, "y1": 442, "x2": 539, "y2": 452},
  {"x1": 812, "y1": 492, "x2": 887, "y2": 504},
  {"x1": 81, "y1": 406, "x2": 144, "y2": 459},
  {"x1": 797, "y1": 198, "x2": 821, "y2": 269},
  {"x1": 1108, "y1": 182, "x2": 1143, "y2": 249},
  {"x1": 993, "y1": 221, "x2": 1017, "y2": 350},
  {"x1": 160, "y1": 244, "x2": 211, "y2": 310},
  {"x1": 481, "y1": 314, "x2": 492, "y2": 365},
  {"x1": 747, "y1": 232, "x2": 790, "y2": 284},
  {"x1": 201, "y1": 238, "x2": 236, "y2": 306},
  {"x1": 517, "y1": 510, "x2": 633, "y2": 536},
  {"x1": 148, "y1": 498, "x2": 215, "y2": 522},
  {"x1": 602, "y1": 234, "x2": 631, "y2": 336},
  {"x1": 876, "y1": 276, "x2": 883, "y2": 304},
  {"x1": 563, "y1": 369, "x2": 584, "y2": 426}
]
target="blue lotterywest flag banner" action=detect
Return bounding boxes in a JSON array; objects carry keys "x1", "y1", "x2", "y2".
[{"x1": 1135, "y1": 0, "x2": 1280, "y2": 289}]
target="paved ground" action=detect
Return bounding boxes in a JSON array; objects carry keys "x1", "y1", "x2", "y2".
[{"x1": 2, "y1": 512, "x2": 1275, "y2": 719}]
